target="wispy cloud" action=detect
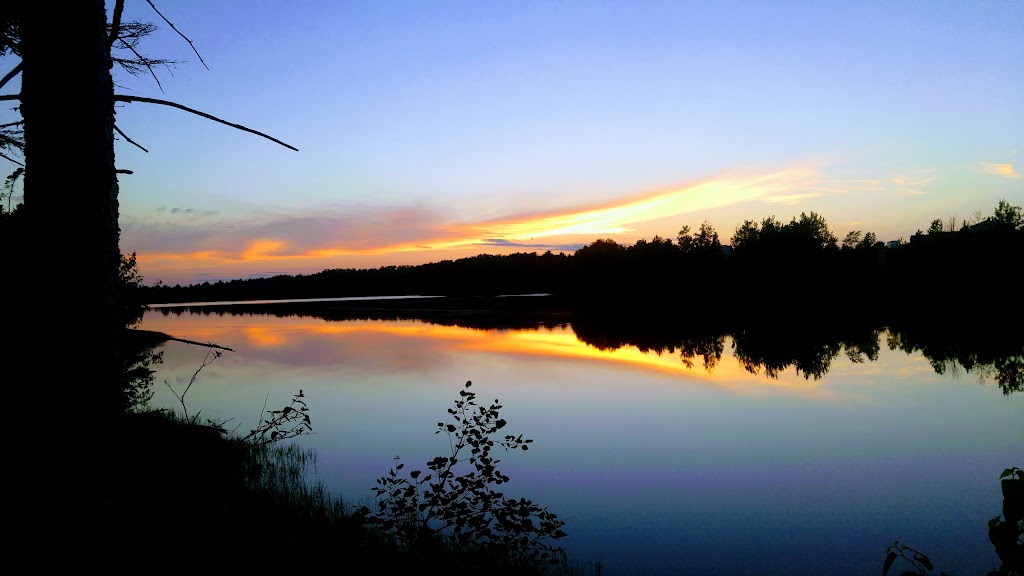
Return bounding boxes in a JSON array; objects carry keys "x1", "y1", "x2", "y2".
[
  {"x1": 887, "y1": 170, "x2": 936, "y2": 195},
  {"x1": 476, "y1": 239, "x2": 587, "y2": 251},
  {"x1": 975, "y1": 162, "x2": 1022, "y2": 179},
  {"x1": 761, "y1": 192, "x2": 823, "y2": 205},
  {"x1": 890, "y1": 175, "x2": 934, "y2": 187}
]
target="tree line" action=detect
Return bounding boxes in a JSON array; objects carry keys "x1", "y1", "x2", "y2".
[{"x1": 147, "y1": 199, "x2": 1023, "y2": 322}]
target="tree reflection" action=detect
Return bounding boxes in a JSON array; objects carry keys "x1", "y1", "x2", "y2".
[
  {"x1": 887, "y1": 321, "x2": 1024, "y2": 396},
  {"x1": 150, "y1": 301, "x2": 1022, "y2": 394},
  {"x1": 730, "y1": 324, "x2": 878, "y2": 380}
]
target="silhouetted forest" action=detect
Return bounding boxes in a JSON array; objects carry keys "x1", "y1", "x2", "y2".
[{"x1": 146, "y1": 200, "x2": 1024, "y2": 327}]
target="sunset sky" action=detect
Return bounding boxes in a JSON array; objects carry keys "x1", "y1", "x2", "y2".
[{"x1": 3, "y1": 0, "x2": 1022, "y2": 285}]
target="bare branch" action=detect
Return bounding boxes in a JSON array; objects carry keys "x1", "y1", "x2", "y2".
[
  {"x1": 114, "y1": 95, "x2": 298, "y2": 151},
  {"x1": 145, "y1": 0, "x2": 209, "y2": 70},
  {"x1": 118, "y1": 40, "x2": 164, "y2": 93},
  {"x1": 125, "y1": 329, "x2": 235, "y2": 352},
  {"x1": 0, "y1": 94, "x2": 18, "y2": 102},
  {"x1": 162, "y1": 335, "x2": 234, "y2": 352},
  {"x1": 114, "y1": 123, "x2": 149, "y2": 153},
  {"x1": 116, "y1": 169, "x2": 133, "y2": 174},
  {"x1": 108, "y1": 0, "x2": 126, "y2": 52},
  {"x1": 0, "y1": 62, "x2": 21, "y2": 92},
  {"x1": 0, "y1": 148, "x2": 23, "y2": 165},
  {"x1": 165, "y1": 348, "x2": 225, "y2": 421}
]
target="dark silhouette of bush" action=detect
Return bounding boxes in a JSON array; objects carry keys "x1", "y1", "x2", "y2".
[{"x1": 364, "y1": 381, "x2": 567, "y2": 573}]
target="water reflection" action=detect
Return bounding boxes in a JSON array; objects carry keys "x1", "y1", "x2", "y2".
[
  {"x1": 150, "y1": 303, "x2": 1023, "y2": 395},
  {"x1": 140, "y1": 304, "x2": 1022, "y2": 576},
  {"x1": 145, "y1": 313, "x2": 840, "y2": 398}
]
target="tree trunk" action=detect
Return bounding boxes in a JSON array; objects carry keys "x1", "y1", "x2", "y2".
[
  {"x1": 12, "y1": 0, "x2": 122, "y2": 561},
  {"x1": 20, "y1": 0, "x2": 120, "y2": 397}
]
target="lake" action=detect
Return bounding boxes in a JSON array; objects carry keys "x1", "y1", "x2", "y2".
[{"x1": 140, "y1": 299, "x2": 1021, "y2": 575}]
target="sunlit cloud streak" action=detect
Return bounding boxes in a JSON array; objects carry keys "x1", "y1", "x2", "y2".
[
  {"x1": 762, "y1": 192, "x2": 824, "y2": 205},
  {"x1": 453, "y1": 168, "x2": 821, "y2": 241},
  {"x1": 127, "y1": 165, "x2": 844, "y2": 282},
  {"x1": 975, "y1": 162, "x2": 1022, "y2": 179},
  {"x1": 369, "y1": 167, "x2": 824, "y2": 256},
  {"x1": 476, "y1": 239, "x2": 586, "y2": 251}
]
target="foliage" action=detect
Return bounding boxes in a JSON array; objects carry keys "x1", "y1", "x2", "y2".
[
  {"x1": 119, "y1": 251, "x2": 151, "y2": 327},
  {"x1": 676, "y1": 224, "x2": 693, "y2": 252},
  {"x1": 988, "y1": 467, "x2": 1023, "y2": 575},
  {"x1": 676, "y1": 221, "x2": 722, "y2": 256},
  {"x1": 119, "y1": 340, "x2": 162, "y2": 412},
  {"x1": 365, "y1": 381, "x2": 567, "y2": 570},
  {"x1": 694, "y1": 220, "x2": 721, "y2": 251},
  {"x1": 117, "y1": 250, "x2": 162, "y2": 411},
  {"x1": 884, "y1": 466, "x2": 1022, "y2": 576},
  {"x1": 993, "y1": 200, "x2": 1023, "y2": 231},
  {"x1": 842, "y1": 230, "x2": 863, "y2": 249},
  {"x1": 162, "y1": 346, "x2": 311, "y2": 447},
  {"x1": 241, "y1": 390, "x2": 313, "y2": 446},
  {"x1": 844, "y1": 230, "x2": 879, "y2": 250},
  {"x1": 882, "y1": 541, "x2": 945, "y2": 576},
  {"x1": 728, "y1": 213, "x2": 837, "y2": 255},
  {"x1": 1, "y1": 166, "x2": 21, "y2": 210}
]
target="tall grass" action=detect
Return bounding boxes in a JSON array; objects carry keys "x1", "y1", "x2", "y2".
[{"x1": 241, "y1": 441, "x2": 348, "y2": 525}]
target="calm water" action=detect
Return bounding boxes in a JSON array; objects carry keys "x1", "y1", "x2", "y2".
[{"x1": 140, "y1": 304, "x2": 1021, "y2": 575}]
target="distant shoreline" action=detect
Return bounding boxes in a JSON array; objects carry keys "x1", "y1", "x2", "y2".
[{"x1": 145, "y1": 294, "x2": 448, "y2": 309}]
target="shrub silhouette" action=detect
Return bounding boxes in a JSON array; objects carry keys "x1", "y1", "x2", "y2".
[{"x1": 364, "y1": 381, "x2": 567, "y2": 570}]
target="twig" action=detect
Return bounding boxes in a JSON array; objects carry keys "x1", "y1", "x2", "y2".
[
  {"x1": 118, "y1": 40, "x2": 164, "y2": 93},
  {"x1": 0, "y1": 95, "x2": 19, "y2": 102},
  {"x1": 114, "y1": 123, "x2": 149, "y2": 153},
  {"x1": 257, "y1": 393, "x2": 269, "y2": 431},
  {"x1": 165, "y1": 347, "x2": 222, "y2": 421},
  {"x1": 116, "y1": 169, "x2": 134, "y2": 174},
  {"x1": 0, "y1": 63, "x2": 21, "y2": 92},
  {"x1": 145, "y1": 0, "x2": 209, "y2": 70},
  {"x1": 114, "y1": 95, "x2": 298, "y2": 151}
]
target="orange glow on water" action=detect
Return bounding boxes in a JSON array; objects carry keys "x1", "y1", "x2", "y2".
[{"x1": 143, "y1": 314, "x2": 832, "y2": 397}]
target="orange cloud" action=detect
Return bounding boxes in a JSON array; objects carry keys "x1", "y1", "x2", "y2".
[{"x1": 975, "y1": 162, "x2": 1022, "y2": 179}]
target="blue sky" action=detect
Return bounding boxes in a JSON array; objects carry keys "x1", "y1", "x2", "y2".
[{"x1": 2, "y1": 0, "x2": 1021, "y2": 284}]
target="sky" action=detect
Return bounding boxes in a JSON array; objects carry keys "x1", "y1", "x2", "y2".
[{"x1": 2, "y1": 0, "x2": 1022, "y2": 285}]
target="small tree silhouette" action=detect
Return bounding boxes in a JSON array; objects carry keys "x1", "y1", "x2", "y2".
[{"x1": 364, "y1": 380, "x2": 567, "y2": 570}]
